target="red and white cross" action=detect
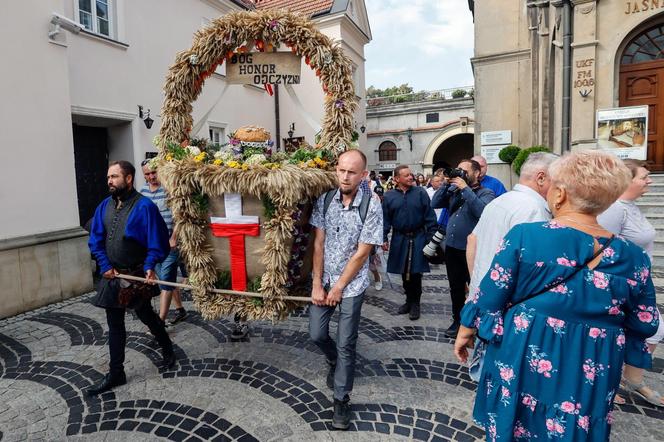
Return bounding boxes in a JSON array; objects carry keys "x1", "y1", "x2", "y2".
[{"x1": 209, "y1": 193, "x2": 260, "y2": 292}]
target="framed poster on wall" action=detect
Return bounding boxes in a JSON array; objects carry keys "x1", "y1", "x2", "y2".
[{"x1": 596, "y1": 105, "x2": 648, "y2": 159}]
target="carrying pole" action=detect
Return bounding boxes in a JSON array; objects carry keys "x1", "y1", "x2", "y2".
[{"x1": 115, "y1": 274, "x2": 311, "y2": 303}]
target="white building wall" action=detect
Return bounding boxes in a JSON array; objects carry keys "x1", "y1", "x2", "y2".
[
  {"x1": 0, "y1": 0, "x2": 370, "y2": 318},
  {"x1": 0, "y1": 0, "x2": 80, "y2": 239}
]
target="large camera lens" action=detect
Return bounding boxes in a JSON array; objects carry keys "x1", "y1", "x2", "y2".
[{"x1": 423, "y1": 229, "x2": 445, "y2": 257}]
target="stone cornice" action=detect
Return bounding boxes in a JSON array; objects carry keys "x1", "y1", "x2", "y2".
[{"x1": 471, "y1": 49, "x2": 531, "y2": 66}]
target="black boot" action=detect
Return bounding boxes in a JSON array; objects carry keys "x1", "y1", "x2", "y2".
[
  {"x1": 326, "y1": 361, "x2": 337, "y2": 390},
  {"x1": 162, "y1": 350, "x2": 176, "y2": 370},
  {"x1": 332, "y1": 396, "x2": 351, "y2": 430},
  {"x1": 397, "y1": 302, "x2": 411, "y2": 315},
  {"x1": 86, "y1": 371, "x2": 126, "y2": 396},
  {"x1": 444, "y1": 321, "x2": 460, "y2": 338},
  {"x1": 409, "y1": 303, "x2": 420, "y2": 320}
]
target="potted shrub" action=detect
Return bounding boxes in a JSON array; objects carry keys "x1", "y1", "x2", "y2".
[
  {"x1": 512, "y1": 145, "x2": 551, "y2": 176},
  {"x1": 498, "y1": 144, "x2": 521, "y2": 165},
  {"x1": 452, "y1": 89, "x2": 468, "y2": 99}
]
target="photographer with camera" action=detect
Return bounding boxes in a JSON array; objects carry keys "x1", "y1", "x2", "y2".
[
  {"x1": 383, "y1": 165, "x2": 438, "y2": 320},
  {"x1": 431, "y1": 159, "x2": 495, "y2": 337}
]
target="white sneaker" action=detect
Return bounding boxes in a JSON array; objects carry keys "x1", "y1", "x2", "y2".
[{"x1": 374, "y1": 279, "x2": 383, "y2": 291}]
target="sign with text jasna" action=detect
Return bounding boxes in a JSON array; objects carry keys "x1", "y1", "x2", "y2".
[{"x1": 227, "y1": 52, "x2": 301, "y2": 85}]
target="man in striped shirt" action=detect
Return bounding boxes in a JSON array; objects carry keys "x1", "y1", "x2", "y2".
[{"x1": 140, "y1": 160, "x2": 187, "y2": 325}]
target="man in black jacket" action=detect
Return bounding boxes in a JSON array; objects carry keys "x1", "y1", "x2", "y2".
[{"x1": 431, "y1": 159, "x2": 495, "y2": 337}]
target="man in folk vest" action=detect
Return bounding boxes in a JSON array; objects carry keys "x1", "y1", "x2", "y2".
[
  {"x1": 87, "y1": 161, "x2": 175, "y2": 395},
  {"x1": 309, "y1": 149, "x2": 383, "y2": 430}
]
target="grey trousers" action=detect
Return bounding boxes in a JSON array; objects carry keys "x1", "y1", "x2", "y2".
[{"x1": 308, "y1": 292, "x2": 365, "y2": 401}]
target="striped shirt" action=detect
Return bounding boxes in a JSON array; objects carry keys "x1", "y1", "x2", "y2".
[{"x1": 140, "y1": 184, "x2": 174, "y2": 234}]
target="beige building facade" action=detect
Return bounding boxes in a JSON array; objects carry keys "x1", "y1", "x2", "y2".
[
  {"x1": 365, "y1": 91, "x2": 475, "y2": 178},
  {"x1": 0, "y1": 0, "x2": 370, "y2": 318},
  {"x1": 471, "y1": 0, "x2": 664, "y2": 175}
]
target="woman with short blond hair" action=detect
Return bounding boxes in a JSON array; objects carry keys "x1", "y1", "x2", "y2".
[{"x1": 455, "y1": 151, "x2": 659, "y2": 440}]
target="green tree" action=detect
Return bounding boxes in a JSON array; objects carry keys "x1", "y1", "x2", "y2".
[{"x1": 366, "y1": 83, "x2": 414, "y2": 97}]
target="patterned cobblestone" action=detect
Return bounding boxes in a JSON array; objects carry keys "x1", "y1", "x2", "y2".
[{"x1": 0, "y1": 267, "x2": 662, "y2": 441}]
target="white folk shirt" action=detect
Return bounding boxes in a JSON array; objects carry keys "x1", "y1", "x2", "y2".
[{"x1": 468, "y1": 184, "x2": 551, "y2": 297}]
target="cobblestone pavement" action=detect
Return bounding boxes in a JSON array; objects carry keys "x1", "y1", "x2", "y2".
[{"x1": 1, "y1": 267, "x2": 664, "y2": 441}]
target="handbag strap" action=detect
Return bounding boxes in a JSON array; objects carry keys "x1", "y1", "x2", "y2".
[{"x1": 508, "y1": 235, "x2": 615, "y2": 311}]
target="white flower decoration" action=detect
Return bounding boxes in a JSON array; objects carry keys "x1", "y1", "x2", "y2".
[{"x1": 245, "y1": 154, "x2": 267, "y2": 166}]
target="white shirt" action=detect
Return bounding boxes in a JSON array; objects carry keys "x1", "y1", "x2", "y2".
[
  {"x1": 468, "y1": 184, "x2": 551, "y2": 296},
  {"x1": 426, "y1": 186, "x2": 443, "y2": 220},
  {"x1": 598, "y1": 199, "x2": 656, "y2": 259}
]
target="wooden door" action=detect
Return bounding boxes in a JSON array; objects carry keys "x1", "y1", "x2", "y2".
[{"x1": 620, "y1": 60, "x2": 664, "y2": 170}]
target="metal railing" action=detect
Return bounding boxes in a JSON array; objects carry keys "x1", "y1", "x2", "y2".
[{"x1": 366, "y1": 86, "x2": 474, "y2": 107}]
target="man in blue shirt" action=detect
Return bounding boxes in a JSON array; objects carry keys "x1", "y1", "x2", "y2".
[
  {"x1": 87, "y1": 161, "x2": 174, "y2": 395},
  {"x1": 472, "y1": 155, "x2": 507, "y2": 197},
  {"x1": 140, "y1": 160, "x2": 187, "y2": 325},
  {"x1": 432, "y1": 159, "x2": 495, "y2": 338}
]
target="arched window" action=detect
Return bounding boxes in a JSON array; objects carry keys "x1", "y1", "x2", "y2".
[
  {"x1": 622, "y1": 25, "x2": 664, "y2": 65},
  {"x1": 378, "y1": 140, "x2": 397, "y2": 161}
]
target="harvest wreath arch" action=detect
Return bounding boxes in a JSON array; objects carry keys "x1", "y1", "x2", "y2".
[{"x1": 154, "y1": 9, "x2": 357, "y2": 320}]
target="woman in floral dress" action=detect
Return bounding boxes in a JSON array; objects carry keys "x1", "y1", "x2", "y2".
[{"x1": 454, "y1": 152, "x2": 660, "y2": 441}]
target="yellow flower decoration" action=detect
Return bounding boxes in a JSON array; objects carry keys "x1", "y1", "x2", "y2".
[
  {"x1": 193, "y1": 152, "x2": 207, "y2": 162},
  {"x1": 241, "y1": 164, "x2": 249, "y2": 171},
  {"x1": 226, "y1": 160, "x2": 240, "y2": 168},
  {"x1": 213, "y1": 159, "x2": 222, "y2": 166},
  {"x1": 165, "y1": 153, "x2": 174, "y2": 161}
]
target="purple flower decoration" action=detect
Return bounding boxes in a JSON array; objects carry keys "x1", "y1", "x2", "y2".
[
  {"x1": 230, "y1": 138, "x2": 240, "y2": 146},
  {"x1": 268, "y1": 19, "x2": 279, "y2": 31},
  {"x1": 267, "y1": 140, "x2": 275, "y2": 147},
  {"x1": 334, "y1": 100, "x2": 345, "y2": 109}
]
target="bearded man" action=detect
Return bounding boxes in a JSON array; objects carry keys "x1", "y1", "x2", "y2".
[
  {"x1": 87, "y1": 161, "x2": 175, "y2": 395},
  {"x1": 431, "y1": 159, "x2": 495, "y2": 337}
]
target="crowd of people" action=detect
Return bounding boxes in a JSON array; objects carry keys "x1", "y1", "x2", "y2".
[{"x1": 85, "y1": 150, "x2": 661, "y2": 439}]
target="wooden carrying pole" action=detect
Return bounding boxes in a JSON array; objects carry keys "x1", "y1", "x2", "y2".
[{"x1": 115, "y1": 274, "x2": 311, "y2": 303}]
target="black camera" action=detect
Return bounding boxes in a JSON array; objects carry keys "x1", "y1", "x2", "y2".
[{"x1": 444, "y1": 167, "x2": 468, "y2": 182}]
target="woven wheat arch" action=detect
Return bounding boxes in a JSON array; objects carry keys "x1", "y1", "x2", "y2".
[{"x1": 155, "y1": 9, "x2": 357, "y2": 321}]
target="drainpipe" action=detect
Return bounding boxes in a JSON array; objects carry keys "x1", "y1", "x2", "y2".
[
  {"x1": 274, "y1": 84, "x2": 281, "y2": 151},
  {"x1": 561, "y1": 0, "x2": 572, "y2": 151}
]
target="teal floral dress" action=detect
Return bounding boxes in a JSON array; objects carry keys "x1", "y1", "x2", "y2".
[{"x1": 461, "y1": 221, "x2": 660, "y2": 441}]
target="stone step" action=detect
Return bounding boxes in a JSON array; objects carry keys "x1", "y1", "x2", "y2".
[
  {"x1": 635, "y1": 202, "x2": 664, "y2": 215},
  {"x1": 652, "y1": 252, "x2": 664, "y2": 269},
  {"x1": 639, "y1": 192, "x2": 664, "y2": 201}
]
